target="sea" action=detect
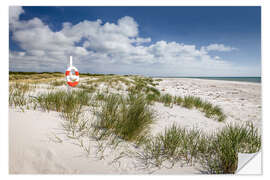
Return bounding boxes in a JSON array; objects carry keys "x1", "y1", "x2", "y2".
[{"x1": 154, "y1": 77, "x2": 261, "y2": 83}]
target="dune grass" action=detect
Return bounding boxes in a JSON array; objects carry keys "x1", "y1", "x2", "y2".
[
  {"x1": 9, "y1": 72, "x2": 64, "y2": 83},
  {"x1": 34, "y1": 86, "x2": 256, "y2": 174},
  {"x1": 78, "y1": 84, "x2": 97, "y2": 93},
  {"x1": 95, "y1": 91, "x2": 106, "y2": 101},
  {"x1": 127, "y1": 76, "x2": 161, "y2": 96},
  {"x1": 36, "y1": 90, "x2": 91, "y2": 122},
  {"x1": 182, "y1": 96, "x2": 197, "y2": 109},
  {"x1": 127, "y1": 75, "x2": 226, "y2": 122},
  {"x1": 201, "y1": 123, "x2": 261, "y2": 174},
  {"x1": 35, "y1": 89, "x2": 93, "y2": 136},
  {"x1": 9, "y1": 73, "x2": 257, "y2": 174},
  {"x1": 50, "y1": 80, "x2": 66, "y2": 86},
  {"x1": 86, "y1": 75, "x2": 132, "y2": 88},
  {"x1": 138, "y1": 122, "x2": 261, "y2": 173},
  {"x1": 9, "y1": 82, "x2": 32, "y2": 94},
  {"x1": 159, "y1": 93, "x2": 173, "y2": 107},
  {"x1": 36, "y1": 90, "x2": 90, "y2": 112},
  {"x1": 9, "y1": 82, "x2": 33, "y2": 109},
  {"x1": 126, "y1": 76, "x2": 225, "y2": 122},
  {"x1": 174, "y1": 96, "x2": 183, "y2": 106},
  {"x1": 146, "y1": 93, "x2": 160, "y2": 105},
  {"x1": 138, "y1": 124, "x2": 203, "y2": 167},
  {"x1": 135, "y1": 76, "x2": 157, "y2": 87},
  {"x1": 94, "y1": 93, "x2": 155, "y2": 142},
  {"x1": 158, "y1": 94, "x2": 226, "y2": 122}
]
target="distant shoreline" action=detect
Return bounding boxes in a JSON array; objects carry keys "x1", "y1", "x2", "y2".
[
  {"x1": 9, "y1": 72, "x2": 261, "y2": 83},
  {"x1": 152, "y1": 77, "x2": 261, "y2": 83}
]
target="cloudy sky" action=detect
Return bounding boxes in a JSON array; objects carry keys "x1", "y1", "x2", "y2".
[{"x1": 9, "y1": 6, "x2": 261, "y2": 77}]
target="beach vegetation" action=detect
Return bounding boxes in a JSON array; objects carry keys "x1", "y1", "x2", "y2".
[
  {"x1": 173, "y1": 96, "x2": 183, "y2": 105},
  {"x1": 146, "y1": 93, "x2": 160, "y2": 105},
  {"x1": 9, "y1": 72, "x2": 63, "y2": 83},
  {"x1": 182, "y1": 96, "x2": 196, "y2": 109},
  {"x1": 50, "y1": 80, "x2": 66, "y2": 86},
  {"x1": 165, "y1": 94, "x2": 226, "y2": 122},
  {"x1": 35, "y1": 90, "x2": 92, "y2": 137},
  {"x1": 138, "y1": 124, "x2": 203, "y2": 167},
  {"x1": 9, "y1": 72, "x2": 258, "y2": 174},
  {"x1": 9, "y1": 82, "x2": 32, "y2": 109},
  {"x1": 36, "y1": 90, "x2": 90, "y2": 113},
  {"x1": 159, "y1": 93, "x2": 173, "y2": 107},
  {"x1": 94, "y1": 93, "x2": 154, "y2": 142},
  {"x1": 200, "y1": 123, "x2": 261, "y2": 174},
  {"x1": 95, "y1": 91, "x2": 106, "y2": 101},
  {"x1": 138, "y1": 122, "x2": 261, "y2": 174},
  {"x1": 78, "y1": 84, "x2": 97, "y2": 93}
]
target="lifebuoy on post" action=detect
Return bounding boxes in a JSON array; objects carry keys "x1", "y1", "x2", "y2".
[{"x1": 65, "y1": 66, "x2": 79, "y2": 87}]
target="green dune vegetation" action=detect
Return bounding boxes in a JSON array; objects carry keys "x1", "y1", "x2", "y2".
[{"x1": 8, "y1": 72, "x2": 261, "y2": 174}]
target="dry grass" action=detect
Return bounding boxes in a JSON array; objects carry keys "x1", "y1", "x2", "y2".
[{"x1": 9, "y1": 72, "x2": 64, "y2": 84}]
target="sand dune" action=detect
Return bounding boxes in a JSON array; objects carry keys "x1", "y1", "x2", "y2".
[{"x1": 9, "y1": 78, "x2": 261, "y2": 174}]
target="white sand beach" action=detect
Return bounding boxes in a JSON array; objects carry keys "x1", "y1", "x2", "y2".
[
  {"x1": 153, "y1": 78, "x2": 261, "y2": 135},
  {"x1": 9, "y1": 78, "x2": 261, "y2": 174}
]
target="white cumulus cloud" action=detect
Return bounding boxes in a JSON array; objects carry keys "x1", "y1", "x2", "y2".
[
  {"x1": 203, "y1": 43, "x2": 237, "y2": 52},
  {"x1": 9, "y1": 6, "x2": 257, "y2": 76}
]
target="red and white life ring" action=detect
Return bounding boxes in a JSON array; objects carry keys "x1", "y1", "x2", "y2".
[{"x1": 65, "y1": 66, "x2": 79, "y2": 87}]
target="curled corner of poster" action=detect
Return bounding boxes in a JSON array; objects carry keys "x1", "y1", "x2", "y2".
[{"x1": 236, "y1": 151, "x2": 262, "y2": 175}]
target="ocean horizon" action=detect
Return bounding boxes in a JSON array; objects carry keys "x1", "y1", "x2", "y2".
[{"x1": 152, "y1": 77, "x2": 261, "y2": 83}]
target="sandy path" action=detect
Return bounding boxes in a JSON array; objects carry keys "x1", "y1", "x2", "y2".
[{"x1": 9, "y1": 109, "x2": 116, "y2": 174}]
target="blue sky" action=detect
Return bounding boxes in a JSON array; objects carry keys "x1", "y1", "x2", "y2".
[{"x1": 9, "y1": 6, "x2": 261, "y2": 76}]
